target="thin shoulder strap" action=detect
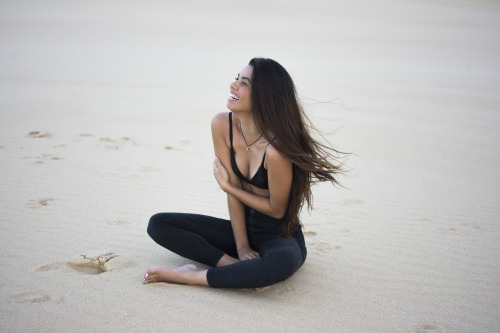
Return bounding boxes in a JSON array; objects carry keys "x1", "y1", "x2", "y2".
[
  {"x1": 261, "y1": 142, "x2": 271, "y2": 165},
  {"x1": 229, "y1": 112, "x2": 233, "y2": 148}
]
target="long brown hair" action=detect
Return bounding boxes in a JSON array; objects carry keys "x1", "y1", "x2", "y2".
[{"x1": 249, "y1": 57, "x2": 345, "y2": 237}]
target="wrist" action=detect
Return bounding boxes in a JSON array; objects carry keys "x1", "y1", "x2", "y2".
[
  {"x1": 237, "y1": 245, "x2": 250, "y2": 252},
  {"x1": 223, "y1": 182, "x2": 234, "y2": 194}
]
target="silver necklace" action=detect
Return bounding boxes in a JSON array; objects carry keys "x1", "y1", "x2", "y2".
[{"x1": 239, "y1": 123, "x2": 262, "y2": 152}]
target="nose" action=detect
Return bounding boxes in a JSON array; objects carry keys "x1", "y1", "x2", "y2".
[{"x1": 230, "y1": 79, "x2": 238, "y2": 90}]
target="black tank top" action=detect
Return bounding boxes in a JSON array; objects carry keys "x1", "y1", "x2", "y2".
[{"x1": 229, "y1": 112, "x2": 269, "y2": 190}]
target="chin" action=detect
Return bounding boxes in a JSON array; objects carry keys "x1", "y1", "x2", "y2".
[{"x1": 226, "y1": 103, "x2": 239, "y2": 112}]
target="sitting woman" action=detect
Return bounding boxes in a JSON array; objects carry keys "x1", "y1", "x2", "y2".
[{"x1": 144, "y1": 57, "x2": 343, "y2": 289}]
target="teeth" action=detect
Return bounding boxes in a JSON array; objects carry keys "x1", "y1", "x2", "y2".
[{"x1": 229, "y1": 93, "x2": 239, "y2": 100}]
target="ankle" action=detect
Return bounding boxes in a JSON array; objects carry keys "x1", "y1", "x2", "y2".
[{"x1": 216, "y1": 254, "x2": 239, "y2": 268}]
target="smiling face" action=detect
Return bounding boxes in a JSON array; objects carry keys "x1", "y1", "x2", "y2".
[{"x1": 227, "y1": 65, "x2": 253, "y2": 113}]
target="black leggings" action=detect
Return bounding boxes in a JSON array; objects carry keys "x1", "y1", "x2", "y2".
[{"x1": 147, "y1": 206, "x2": 307, "y2": 289}]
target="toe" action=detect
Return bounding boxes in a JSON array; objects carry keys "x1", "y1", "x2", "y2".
[{"x1": 143, "y1": 269, "x2": 153, "y2": 284}]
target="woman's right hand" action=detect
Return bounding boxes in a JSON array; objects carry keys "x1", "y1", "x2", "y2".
[{"x1": 237, "y1": 247, "x2": 261, "y2": 260}]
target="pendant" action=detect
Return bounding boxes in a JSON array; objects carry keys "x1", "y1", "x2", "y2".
[{"x1": 246, "y1": 147, "x2": 249, "y2": 152}]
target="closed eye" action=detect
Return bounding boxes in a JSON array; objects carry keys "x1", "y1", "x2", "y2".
[{"x1": 234, "y1": 74, "x2": 248, "y2": 86}]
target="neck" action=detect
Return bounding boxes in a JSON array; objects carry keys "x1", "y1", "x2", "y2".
[{"x1": 234, "y1": 112, "x2": 261, "y2": 142}]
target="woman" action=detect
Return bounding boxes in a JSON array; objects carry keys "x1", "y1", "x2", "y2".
[{"x1": 144, "y1": 58, "x2": 343, "y2": 289}]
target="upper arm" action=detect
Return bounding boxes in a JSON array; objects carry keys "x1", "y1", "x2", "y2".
[
  {"x1": 266, "y1": 145, "x2": 293, "y2": 218},
  {"x1": 211, "y1": 112, "x2": 241, "y2": 187},
  {"x1": 211, "y1": 112, "x2": 228, "y2": 155}
]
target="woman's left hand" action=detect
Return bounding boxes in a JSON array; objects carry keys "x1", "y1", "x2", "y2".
[{"x1": 213, "y1": 157, "x2": 230, "y2": 192}]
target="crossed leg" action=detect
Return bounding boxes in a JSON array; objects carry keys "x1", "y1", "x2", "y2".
[
  {"x1": 144, "y1": 212, "x2": 240, "y2": 286},
  {"x1": 143, "y1": 212, "x2": 305, "y2": 289}
]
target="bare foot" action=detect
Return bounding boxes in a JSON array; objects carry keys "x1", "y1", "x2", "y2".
[{"x1": 143, "y1": 264, "x2": 208, "y2": 286}]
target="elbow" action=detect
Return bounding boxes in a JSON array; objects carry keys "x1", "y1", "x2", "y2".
[
  {"x1": 271, "y1": 212, "x2": 286, "y2": 220},
  {"x1": 276, "y1": 212, "x2": 288, "y2": 220},
  {"x1": 269, "y1": 206, "x2": 287, "y2": 220},
  {"x1": 268, "y1": 199, "x2": 288, "y2": 219}
]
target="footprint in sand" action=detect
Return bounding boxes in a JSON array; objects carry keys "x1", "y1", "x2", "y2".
[
  {"x1": 303, "y1": 230, "x2": 341, "y2": 251},
  {"x1": 106, "y1": 220, "x2": 130, "y2": 226},
  {"x1": 35, "y1": 254, "x2": 117, "y2": 275},
  {"x1": 35, "y1": 153, "x2": 63, "y2": 164},
  {"x1": 98, "y1": 136, "x2": 135, "y2": 150},
  {"x1": 73, "y1": 133, "x2": 94, "y2": 142},
  {"x1": 409, "y1": 324, "x2": 444, "y2": 333},
  {"x1": 313, "y1": 242, "x2": 334, "y2": 256},
  {"x1": 37, "y1": 262, "x2": 66, "y2": 272},
  {"x1": 303, "y1": 230, "x2": 341, "y2": 254},
  {"x1": 26, "y1": 198, "x2": 54, "y2": 208},
  {"x1": 67, "y1": 251, "x2": 136, "y2": 274},
  {"x1": 24, "y1": 153, "x2": 62, "y2": 164},
  {"x1": 99, "y1": 137, "x2": 121, "y2": 150},
  {"x1": 67, "y1": 252, "x2": 118, "y2": 275},
  {"x1": 164, "y1": 140, "x2": 191, "y2": 150},
  {"x1": 440, "y1": 225, "x2": 470, "y2": 236},
  {"x1": 28, "y1": 131, "x2": 51, "y2": 138},
  {"x1": 11, "y1": 291, "x2": 51, "y2": 304},
  {"x1": 340, "y1": 198, "x2": 364, "y2": 206},
  {"x1": 42, "y1": 154, "x2": 62, "y2": 160}
]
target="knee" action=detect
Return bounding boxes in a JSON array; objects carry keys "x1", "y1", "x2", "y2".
[
  {"x1": 147, "y1": 213, "x2": 164, "y2": 239},
  {"x1": 266, "y1": 247, "x2": 302, "y2": 282}
]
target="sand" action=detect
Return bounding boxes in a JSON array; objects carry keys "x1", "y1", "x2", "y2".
[{"x1": 1, "y1": 0, "x2": 499, "y2": 332}]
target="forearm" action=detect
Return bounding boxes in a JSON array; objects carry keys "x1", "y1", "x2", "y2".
[
  {"x1": 227, "y1": 192, "x2": 251, "y2": 250},
  {"x1": 225, "y1": 185, "x2": 284, "y2": 219}
]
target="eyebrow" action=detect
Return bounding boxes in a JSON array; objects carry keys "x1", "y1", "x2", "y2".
[{"x1": 238, "y1": 74, "x2": 252, "y2": 83}]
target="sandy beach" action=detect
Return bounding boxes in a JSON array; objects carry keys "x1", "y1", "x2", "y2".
[{"x1": 1, "y1": 0, "x2": 499, "y2": 332}]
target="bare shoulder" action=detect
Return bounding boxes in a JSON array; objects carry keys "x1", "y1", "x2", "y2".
[
  {"x1": 265, "y1": 143, "x2": 292, "y2": 169},
  {"x1": 211, "y1": 112, "x2": 230, "y2": 132}
]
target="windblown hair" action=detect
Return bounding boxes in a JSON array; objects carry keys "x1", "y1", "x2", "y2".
[{"x1": 249, "y1": 57, "x2": 345, "y2": 238}]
